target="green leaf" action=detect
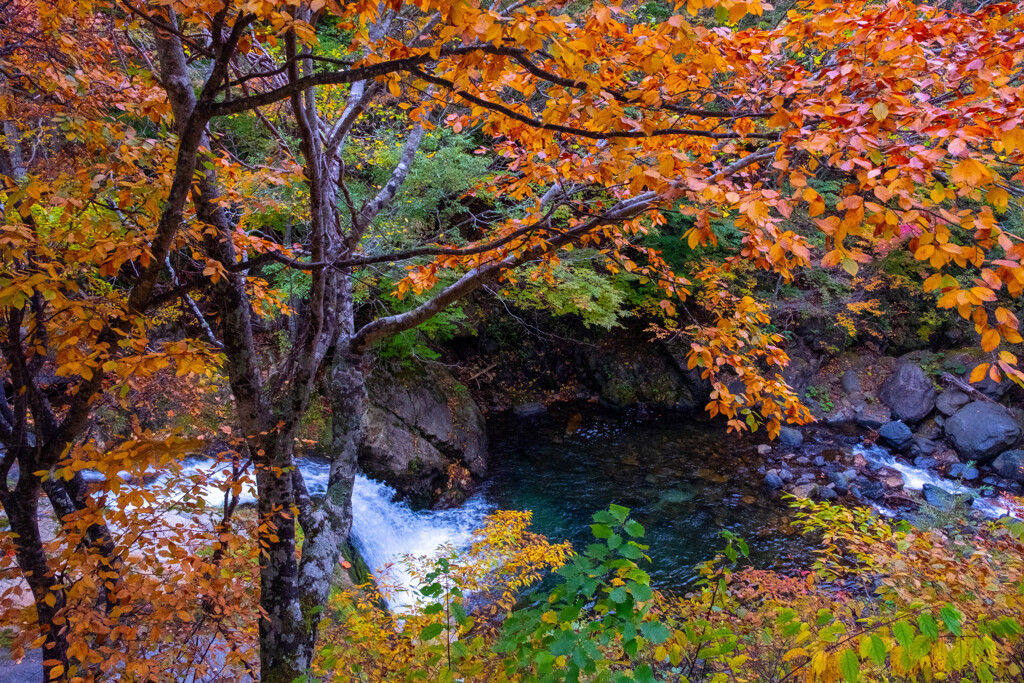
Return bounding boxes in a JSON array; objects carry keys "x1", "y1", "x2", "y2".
[
  {"x1": 420, "y1": 623, "x2": 444, "y2": 641},
  {"x1": 609, "y1": 504, "x2": 631, "y2": 524},
  {"x1": 640, "y1": 621, "x2": 671, "y2": 644},
  {"x1": 839, "y1": 649, "x2": 860, "y2": 682},
  {"x1": 634, "y1": 663, "x2": 656, "y2": 683},
  {"x1": 867, "y1": 635, "x2": 887, "y2": 666},
  {"x1": 624, "y1": 520, "x2": 645, "y2": 538},
  {"x1": 591, "y1": 523, "x2": 613, "y2": 539},
  {"x1": 918, "y1": 613, "x2": 939, "y2": 641},
  {"x1": 892, "y1": 621, "x2": 915, "y2": 649},
  {"x1": 816, "y1": 609, "x2": 833, "y2": 626},
  {"x1": 940, "y1": 605, "x2": 963, "y2": 636}
]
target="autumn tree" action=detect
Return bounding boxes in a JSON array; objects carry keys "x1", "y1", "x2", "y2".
[{"x1": 2, "y1": 0, "x2": 1024, "y2": 680}]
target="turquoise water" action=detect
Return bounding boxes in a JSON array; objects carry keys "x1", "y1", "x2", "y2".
[{"x1": 483, "y1": 404, "x2": 818, "y2": 593}]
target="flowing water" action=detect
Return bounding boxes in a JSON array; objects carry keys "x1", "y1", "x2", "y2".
[
  {"x1": 348, "y1": 405, "x2": 819, "y2": 606},
  {"x1": 125, "y1": 406, "x2": 1018, "y2": 610}
]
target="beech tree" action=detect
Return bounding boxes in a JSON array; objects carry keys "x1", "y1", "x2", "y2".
[{"x1": 1, "y1": 0, "x2": 1024, "y2": 680}]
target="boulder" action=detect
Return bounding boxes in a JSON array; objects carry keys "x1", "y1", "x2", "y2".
[
  {"x1": 361, "y1": 362, "x2": 488, "y2": 505},
  {"x1": 944, "y1": 402, "x2": 1022, "y2": 464},
  {"x1": 579, "y1": 339, "x2": 708, "y2": 410},
  {"x1": 936, "y1": 388, "x2": 970, "y2": 416},
  {"x1": 778, "y1": 427, "x2": 803, "y2": 447},
  {"x1": 923, "y1": 484, "x2": 974, "y2": 511},
  {"x1": 878, "y1": 421, "x2": 913, "y2": 451},
  {"x1": 852, "y1": 477, "x2": 884, "y2": 499},
  {"x1": 913, "y1": 456, "x2": 937, "y2": 470},
  {"x1": 856, "y1": 402, "x2": 891, "y2": 429},
  {"x1": 841, "y1": 369, "x2": 862, "y2": 395},
  {"x1": 909, "y1": 436, "x2": 939, "y2": 458},
  {"x1": 948, "y1": 463, "x2": 979, "y2": 481},
  {"x1": 818, "y1": 486, "x2": 838, "y2": 500},
  {"x1": 878, "y1": 361, "x2": 937, "y2": 423},
  {"x1": 990, "y1": 449, "x2": 1024, "y2": 482}
]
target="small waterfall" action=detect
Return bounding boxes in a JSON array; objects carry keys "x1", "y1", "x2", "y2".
[
  {"x1": 855, "y1": 443, "x2": 1019, "y2": 519},
  {"x1": 349, "y1": 476, "x2": 492, "y2": 611},
  {"x1": 106, "y1": 459, "x2": 492, "y2": 609}
]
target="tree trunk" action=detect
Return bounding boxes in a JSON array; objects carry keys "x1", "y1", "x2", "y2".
[
  {"x1": 2, "y1": 477, "x2": 69, "y2": 681},
  {"x1": 293, "y1": 276, "x2": 366, "y2": 669}
]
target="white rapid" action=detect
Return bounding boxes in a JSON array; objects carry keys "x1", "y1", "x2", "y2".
[
  {"x1": 348, "y1": 476, "x2": 493, "y2": 611},
  {"x1": 97, "y1": 458, "x2": 493, "y2": 610},
  {"x1": 855, "y1": 443, "x2": 1020, "y2": 519}
]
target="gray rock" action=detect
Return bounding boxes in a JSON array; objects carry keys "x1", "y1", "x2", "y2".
[
  {"x1": 841, "y1": 369, "x2": 862, "y2": 395},
  {"x1": 936, "y1": 388, "x2": 970, "y2": 416},
  {"x1": 818, "y1": 486, "x2": 838, "y2": 500},
  {"x1": 764, "y1": 472, "x2": 784, "y2": 489},
  {"x1": 910, "y1": 436, "x2": 939, "y2": 457},
  {"x1": 813, "y1": 455, "x2": 825, "y2": 467},
  {"x1": 779, "y1": 468, "x2": 795, "y2": 482},
  {"x1": 879, "y1": 361, "x2": 937, "y2": 423},
  {"x1": 790, "y1": 483, "x2": 817, "y2": 499},
  {"x1": 990, "y1": 449, "x2": 1024, "y2": 482},
  {"x1": 856, "y1": 402, "x2": 891, "y2": 429},
  {"x1": 949, "y1": 463, "x2": 980, "y2": 481},
  {"x1": 778, "y1": 427, "x2": 803, "y2": 447},
  {"x1": 827, "y1": 470, "x2": 851, "y2": 493},
  {"x1": 923, "y1": 483, "x2": 974, "y2": 510},
  {"x1": 916, "y1": 419, "x2": 943, "y2": 441},
  {"x1": 361, "y1": 362, "x2": 488, "y2": 504},
  {"x1": 853, "y1": 477, "x2": 885, "y2": 499},
  {"x1": 794, "y1": 456, "x2": 811, "y2": 465},
  {"x1": 756, "y1": 444, "x2": 772, "y2": 456},
  {"x1": 878, "y1": 421, "x2": 914, "y2": 451},
  {"x1": 913, "y1": 456, "x2": 937, "y2": 470},
  {"x1": 513, "y1": 402, "x2": 547, "y2": 417},
  {"x1": 944, "y1": 402, "x2": 1022, "y2": 463}
]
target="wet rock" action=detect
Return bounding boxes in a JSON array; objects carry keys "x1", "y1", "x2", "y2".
[
  {"x1": 949, "y1": 463, "x2": 979, "y2": 481},
  {"x1": 853, "y1": 477, "x2": 885, "y2": 499},
  {"x1": 818, "y1": 485, "x2": 839, "y2": 500},
  {"x1": 913, "y1": 456, "x2": 938, "y2": 470},
  {"x1": 879, "y1": 361, "x2": 937, "y2": 423},
  {"x1": 361, "y1": 361, "x2": 487, "y2": 504},
  {"x1": 936, "y1": 388, "x2": 970, "y2": 416},
  {"x1": 841, "y1": 369, "x2": 862, "y2": 395},
  {"x1": 764, "y1": 472, "x2": 784, "y2": 489},
  {"x1": 580, "y1": 340, "x2": 709, "y2": 410},
  {"x1": 513, "y1": 402, "x2": 547, "y2": 417},
  {"x1": 932, "y1": 449, "x2": 960, "y2": 466},
  {"x1": 856, "y1": 403, "x2": 891, "y2": 429},
  {"x1": 990, "y1": 449, "x2": 1024, "y2": 483},
  {"x1": 852, "y1": 452, "x2": 868, "y2": 468},
  {"x1": 909, "y1": 436, "x2": 939, "y2": 458},
  {"x1": 878, "y1": 421, "x2": 913, "y2": 451},
  {"x1": 827, "y1": 470, "x2": 853, "y2": 494},
  {"x1": 923, "y1": 483, "x2": 973, "y2": 510},
  {"x1": 825, "y1": 403, "x2": 860, "y2": 425},
  {"x1": 916, "y1": 419, "x2": 944, "y2": 441},
  {"x1": 945, "y1": 402, "x2": 1022, "y2": 463},
  {"x1": 778, "y1": 427, "x2": 803, "y2": 447},
  {"x1": 790, "y1": 483, "x2": 817, "y2": 499},
  {"x1": 659, "y1": 489, "x2": 697, "y2": 506}
]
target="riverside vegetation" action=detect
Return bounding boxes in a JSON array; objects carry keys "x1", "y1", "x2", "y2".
[{"x1": 2, "y1": 0, "x2": 1024, "y2": 680}]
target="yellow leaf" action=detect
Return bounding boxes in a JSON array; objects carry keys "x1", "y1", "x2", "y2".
[
  {"x1": 970, "y1": 363, "x2": 990, "y2": 383},
  {"x1": 950, "y1": 158, "x2": 992, "y2": 188},
  {"x1": 872, "y1": 102, "x2": 889, "y2": 121}
]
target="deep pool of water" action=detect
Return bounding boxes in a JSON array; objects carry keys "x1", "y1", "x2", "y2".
[{"x1": 479, "y1": 404, "x2": 818, "y2": 593}]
